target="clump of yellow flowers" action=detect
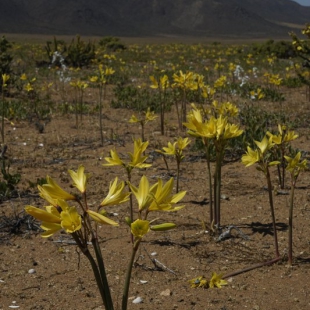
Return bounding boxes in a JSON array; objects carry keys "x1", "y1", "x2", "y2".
[
  {"x1": 189, "y1": 272, "x2": 228, "y2": 289},
  {"x1": 25, "y1": 166, "x2": 128, "y2": 237},
  {"x1": 242, "y1": 126, "x2": 307, "y2": 265},
  {"x1": 25, "y1": 165, "x2": 130, "y2": 309},
  {"x1": 184, "y1": 101, "x2": 243, "y2": 232},
  {"x1": 25, "y1": 138, "x2": 187, "y2": 310}
]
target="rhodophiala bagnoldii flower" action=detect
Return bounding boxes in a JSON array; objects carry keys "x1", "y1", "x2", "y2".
[
  {"x1": 103, "y1": 138, "x2": 151, "y2": 171},
  {"x1": 68, "y1": 165, "x2": 90, "y2": 193},
  {"x1": 25, "y1": 199, "x2": 82, "y2": 237}
]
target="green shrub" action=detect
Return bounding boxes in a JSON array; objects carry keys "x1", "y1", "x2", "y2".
[
  {"x1": 251, "y1": 40, "x2": 296, "y2": 59},
  {"x1": 98, "y1": 36, "x2": 126, "y2": 51},
  {"x1": 0, "y1": 36, "x2": 13, "y2": 92},
  {"x1": 45, "y1": 35, "x2": 96, "y2": 68}
]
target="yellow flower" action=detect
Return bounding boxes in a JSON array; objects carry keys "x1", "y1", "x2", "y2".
[
  {"x1": 89, "y1": 76, "x2": 98, "y2": 83},
  {"x1": 25, "y1": 200, "x2": 82, "y2": 237},
  {"x1": 25, "y1": 205, "x2": 61, "y2": 223},
  {"x1": 100, "y1": 177, "x2": 130, "y2": 207},
  {"x1": 241, "y1": 146, "x2": 260, "y2": 167},
  {"x1": 177, "y1": 137, "x2": 191, "y2": 151},
  {"x1": 38, "y1": 176, "x2": 75, "y2": 205},
  {"x1": 68, "y1": 165, "x2": 90, "y2": 193},
  {"x1": 209, "y1": 272, "x2": 228, "y2": 288},
  {"x1": 158, "y1": 137, "x2": 190, "y2": 161},
  {"x1": 25, "y1": 83, "x2": 34, "y2": 92},
  {"x1": 87, "y1": 209, "x2": 119, "y2": 226},
  {"x1": 129, "y1": 108, "x2": 157, "y2": 125},
  {"x1": 159, "y1": 75, "x2": 169, "y2": 89},
  {"x1": 20, "y1": 73, "x2": 27, "y2": 81},
  {"x1": 2, "y1": 73, "x2": 10, "y2": 87},
  {"x1": 131, "y1": 219, "x2": 150, "y2": 239},
  {"x1": 160, "y1": 141, "x2": 176, "y2": 156},
  {"x1": 189, "y1": 276, "x2": 208, "y2": 288},
  {"x1": 128, "y1": 139, "x2": 151, "y2": 169},
  {"x1": 105, "y1": 67, "x2": 115, "y2": 76},
  {"x1": 129, "y1": 175, "x2": 157, "y2": 211},
  {"x1": 103, "y1": 149, "x2": 124, "y2": 167},
  {"x1": 254, "y1": 136, "x2": 273, "y2": 155},
  {"x1": 184, "y1": 111, "x2": 217, "y2": 139},
  {"x1": 149, "y1": 75, "x2": 159, "y2": 89},
  {"x1": 60, "y1": 205, "x2": 82, "y2": 233},
  {"x1": 285, "y1": 152, "x2": 307, "y2": 174},
  {"x1": 129, "y1": 114, "x2": 140, "y2": 123},
  {"x1": 223, "y1": 123, "x2": 243, "y2": 140},
  {"x1": 284, "y1": 130, "x2": 298, "y2": 142},
  {"x1": 148, "y1": 178, "x2": 186, "y2": 212},
  {"x1": 145, "y1": 108, "x2": 157, "y2": 123},
  {"x1": 267, "y1": 124, "x2": 298, "y2": 145}
]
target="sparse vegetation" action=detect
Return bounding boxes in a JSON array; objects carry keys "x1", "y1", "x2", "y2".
[{"x1": 1, "y1": 26, "x2": 310, "y2": 309}]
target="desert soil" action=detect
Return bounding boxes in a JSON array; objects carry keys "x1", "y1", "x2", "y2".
[{"x1": 1, "y1": 87, "x2": 310, "y2": 310}]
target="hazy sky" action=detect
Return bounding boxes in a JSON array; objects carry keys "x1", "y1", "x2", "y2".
[{"x1": 293, "y1": 0, "x2": 310, "y2": 5}]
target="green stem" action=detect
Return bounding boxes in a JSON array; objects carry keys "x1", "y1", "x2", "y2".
[
  {"x1": 204, "y1": 141, "x2": 213, "y2": 226},
  {"x1": 215, "y1": 153, "x2": 222, "y2": 229},
  {"x1": 71, "y1": 233, "x2": 109, "y2": 309},
  {"x1": 288, "y1": 179, "x2": 295, "y2": 266},
  {"x1": 176, "y1": 159, "x2": 180, "y2": 193},
  {"x1": 160, "y1": 88, "x2": 165, "y2": 135},
  {"x1": 92, "y1": 237, "x2": 114, "y2": 310},
  {"x1": 266, "y1": 167, "x2": 280, "y2": 258},
  {"x1": 122, "y1": 239, "x2": 140, "y2": 310},
  {"x1": 1, "y1": 91, "x2": 5, "y2": 144},
  {"x1": 126, "y1": 170, "x2": 134, "y2": 243},
  {"x1": 99, "y1": 84, "x2": 104, "y2": 146},
  {"x1": 141, "y1": 123, "x2": 145, "y2": 142}
]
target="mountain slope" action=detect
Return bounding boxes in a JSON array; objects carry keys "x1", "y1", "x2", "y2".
[{"x1": 0, "y1": 0, "x2": 309, "y2": 38}]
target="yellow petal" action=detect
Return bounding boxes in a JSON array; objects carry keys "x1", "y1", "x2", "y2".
[
  {"x1": 39, "y1": 176, "x2": 75, "y2": 203},
  {"x1": 40, "y1": 222, "x2": 62, "y2": 237},
  {"x1": 25, "y1": 206, "x2": 61, "y2": 223},
  {"x1": 68, "y1": 165, "x2": 89, "y2": 193},
  {"x1": 131, "y1": 219, "x2": 150, "y2": 238},
  {"x1": 87, "y1": 209, "x2": 119, "y2": 226},
  {"x1": 100, "y1": 177, "x2": 130, "y2": 207},
  {"x1": 60, "y1": 206, "x2": 82, "y2": 233}
]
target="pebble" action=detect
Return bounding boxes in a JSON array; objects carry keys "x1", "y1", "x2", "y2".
[
  {"x1": 160, "y1": 289, "x2": 171, "y2": 296},
  {"x1": 9, "y1": 301, "x2": 19, "y2": 308},
  {"x1": 132, "y1": 297, "x2": 143, "y2": 304},
  {"x1": 28, "y1": 269, "x2": 36, "y2": 274}
]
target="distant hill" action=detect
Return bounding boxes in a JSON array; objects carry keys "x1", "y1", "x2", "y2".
[{"x1": 0, "y1": 0, "x2": 309, "y2": 38}]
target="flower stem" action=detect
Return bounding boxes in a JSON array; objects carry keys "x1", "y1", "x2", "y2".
[
  {"x1": 176, "y1": 160, "x2": 180, "y2": 193},
  {"x1": 204, "y1": 141, "x2": 213, "y2": 226},
  {"x1": 71, "y1": 233, "x2": 113, "y2": 309},
  {"x1": 266, "y1": 167, "x2": 280, "y2": 258},
  {"x1": 222, "y1": 256, "x2": 281, "y2": 279},
  {"x1": 92, "y1": 237, "x2": 114, "y2": 310},
  {"x1": 122, "y1": 240, "x2": 140, "y2": 310},
  {"x1": 1, "y1": 91, "x2": 5, "y2": 144},
  {"x1": 288, "y1": 180, "x2": 295, "y2": 266}
]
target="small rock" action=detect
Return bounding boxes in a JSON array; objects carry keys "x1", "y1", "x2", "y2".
[
  {"x1": 28, "y1": 269, "x2": 36, "y2": 274},
  {"x1": 160, "y1": 289, "x2": 171, "y2": 296},
  {"x1": 9, "y1": 301, "x2": 19, "y2": 308},
  {"x1": 139, "y1": 280, "x2": 148, "y2": 284},
  {"x1": 132, "y1": 296, "x2": 143, "y2": 304}
]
